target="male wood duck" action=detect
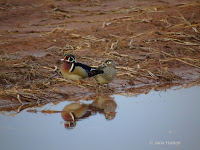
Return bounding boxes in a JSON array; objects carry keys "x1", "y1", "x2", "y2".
[
  {"x1": 60, "y1": 54, "x2": 103, "y2": 83},
  {"x1": 95, "y1": 60, "x2": 116, "y2": 85}
]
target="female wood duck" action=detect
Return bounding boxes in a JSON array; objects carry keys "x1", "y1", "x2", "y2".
[
  {"x1": 95, "y1": 60, "x2": 116, "y2": 85},
  {"x1": 60, "y1": 54, "x2": 103, "y2": 82}
]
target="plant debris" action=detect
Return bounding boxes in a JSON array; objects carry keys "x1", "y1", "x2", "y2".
[{"x1": 0, "y1": 0, "x2": 200, "y2": 111}]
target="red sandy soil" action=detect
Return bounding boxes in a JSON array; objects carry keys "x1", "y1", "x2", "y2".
[{"x1": 0, "y1": 0, "x2": 200, "y2": 111}]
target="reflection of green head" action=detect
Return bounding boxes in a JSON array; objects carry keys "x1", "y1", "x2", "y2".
[{"x1": 64, "y1": 121, "x2": 76, "y2": 129}]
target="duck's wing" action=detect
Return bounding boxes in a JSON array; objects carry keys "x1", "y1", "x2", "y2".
[{"x1": 75, "y1": 62, "x2": 104, "y2": 77}]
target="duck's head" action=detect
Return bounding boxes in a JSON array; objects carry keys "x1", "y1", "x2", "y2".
[
  {"x1": 100, "y1": 59, "x2": 116, "y2": 69},
  {"x1": 61, "y1": 54, "x2": 76, "y2": 63}
]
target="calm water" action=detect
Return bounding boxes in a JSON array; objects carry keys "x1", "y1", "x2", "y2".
[{"x1": 0, "y1": 86, "x2": 200, "y2": 150}]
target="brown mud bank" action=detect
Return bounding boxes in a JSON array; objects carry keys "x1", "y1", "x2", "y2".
[{"x1": 0, "y1": 0, "x2": 200, "y2": 111}]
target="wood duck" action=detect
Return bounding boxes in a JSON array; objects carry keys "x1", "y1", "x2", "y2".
[
  {"x1": 61, "y1": 103, "x2": 91, "y2": 128},
  {"x1": 95, "y1": 60, "x2": 116, "y2": 85},
  {"x1": 60, "y1": 54, "x2": 103, "y2": 83}
]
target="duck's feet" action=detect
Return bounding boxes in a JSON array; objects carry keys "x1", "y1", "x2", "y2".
[{"x1": 75, "y1": 80, "x2": 85, "y2": 88}]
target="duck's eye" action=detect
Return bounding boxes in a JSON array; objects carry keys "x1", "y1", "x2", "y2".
[{"x1": 107, "y1": 61, "x2": 111, "y2": 64}]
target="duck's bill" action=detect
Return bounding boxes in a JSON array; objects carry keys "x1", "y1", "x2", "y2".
[
  {"x1": 98, "y1": 64, "x2": 106, "y2": 69},
  {"x1": 61, "y1": 59, "x2": 65, "y2": 61}
]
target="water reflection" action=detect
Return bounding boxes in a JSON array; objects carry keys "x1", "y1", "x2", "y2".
[
  {"x1": 61, "y1": 95, "x2": 117, "y2": 128},
  {"x1": 91, "y1": 95, "x2": 117, "y2": 120},
  {"x1": 1, "y1": 86, "x2": 200, "y2": 150},
  {"x1": 61, "y1": 103, "x2": 90, "y2": 128}
]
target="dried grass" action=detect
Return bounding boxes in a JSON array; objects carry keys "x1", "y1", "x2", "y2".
[{"x1": 0, "y1": 2, "x2": 200, "y2": 110}]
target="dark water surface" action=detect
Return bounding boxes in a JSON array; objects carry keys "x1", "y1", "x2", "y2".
[{"x1": 0, "y1": 86, "x2": 200, "y2": 150}]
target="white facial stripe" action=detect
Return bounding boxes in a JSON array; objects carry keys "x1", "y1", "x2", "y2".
[
  {"x1": 69, "y1": 63, "x2": 74, "y2": 73},
  {"x1": 66, "y1": 56, "x2": 76, "y2": 62},
  {"x1": 71, "y1": 57, "x2": 76, "y2": 62}
]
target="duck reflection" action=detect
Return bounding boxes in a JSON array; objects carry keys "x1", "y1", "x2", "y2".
[
  {"x1": 61, "y1": 103, "x2": 91, "y2": 128},
  {"x1": 91, "y1": 95, "x2": 117, "y2": 120},
  {"x1": 61, "y1": 95, "x2": 117, "y2": 129}
]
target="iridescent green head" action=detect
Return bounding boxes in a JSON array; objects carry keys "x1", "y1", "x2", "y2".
[{"x1": 61, "y1": 54, "x2": 76, "y2": 63}]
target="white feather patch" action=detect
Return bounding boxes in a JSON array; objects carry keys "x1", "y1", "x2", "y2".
[
  {"x1": 91, "y1": 68, "x2": 96, "y2": 71},
  {"x1": 69, "y1": 63, "x2": 74, "y2": 73}
]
